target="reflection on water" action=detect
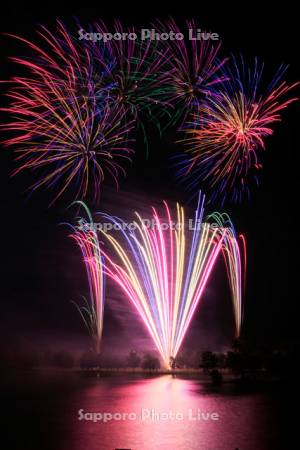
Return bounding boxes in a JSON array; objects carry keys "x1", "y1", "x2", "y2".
[{"x1": 1, "y1": 372, "x2": 291, "y2": 450}]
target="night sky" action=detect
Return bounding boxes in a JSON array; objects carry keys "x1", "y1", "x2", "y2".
[{"x1": 0, "y1": 4, "x2": 299, "y2": 364}]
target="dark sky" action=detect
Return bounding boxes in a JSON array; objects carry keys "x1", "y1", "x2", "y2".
[{"x1": 0, "y1": 4, "x2": 299, "y2": 362}]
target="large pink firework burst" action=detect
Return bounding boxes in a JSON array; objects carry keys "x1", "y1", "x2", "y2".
[{"x1": 1, "y1": 21, "x2": 134, "y2": 204}]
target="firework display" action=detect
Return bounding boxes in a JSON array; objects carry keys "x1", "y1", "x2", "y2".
[
  {"x1": 1, "y1": 15, "x2": 298, "y2": 450},
  {"x1": 1, "y1": 21, "x2": 297, "y2": 203},
  {"x1": 97, "y1": 193, "x2": 245, "y2": 366},
  {"x1": 2, "y1": 17, "x2": 298, "y2": 365},
  {"x1": 89, "y1": 20, "x2": 171, "y2": 120},
  {"x1": 177, "y1": 57, "x2": 298, "y2": 203},
  {"x1": 1, "y1": 21, "x2": 134, "y2": 203},
  {"x1": 154, "y1": 18, "x2": 228, "y2": 126},
  {"x1": 67, "y1": 201, "x2": 106, "y2": 353}
]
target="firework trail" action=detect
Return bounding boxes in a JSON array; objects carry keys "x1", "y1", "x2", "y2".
[
  {"x1": 67, "y1": 201, "x2": 105, "y2": 354},
  {"x1": 98, "y1": 193, "x2": 245, "y2": 367},
  {"x1": 207, "y1": 211, "x2": 246, "y2": 337},
  {"x1": 177, "y1": 56, "x2": 298, "y2": 203},
  {"x1": 1, "y1": 21, "x2": 134, "y2": 204},
  {"x1": 154, "y1": 18, "x2": 228, "y2": 126}
]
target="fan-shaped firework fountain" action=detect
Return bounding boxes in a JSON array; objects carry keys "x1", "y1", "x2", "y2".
[{"x1": 97, "y1": 193, "x2": 245, "y2": 367}]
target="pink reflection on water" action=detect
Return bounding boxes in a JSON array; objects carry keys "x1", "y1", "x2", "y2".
[{"x1": 68, "y1": 375, "x2": 270, "y2": 450}]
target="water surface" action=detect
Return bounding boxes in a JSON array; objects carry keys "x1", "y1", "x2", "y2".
[{"x1": 1, "y1": 372, "x2": 292, "y2": 450}]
